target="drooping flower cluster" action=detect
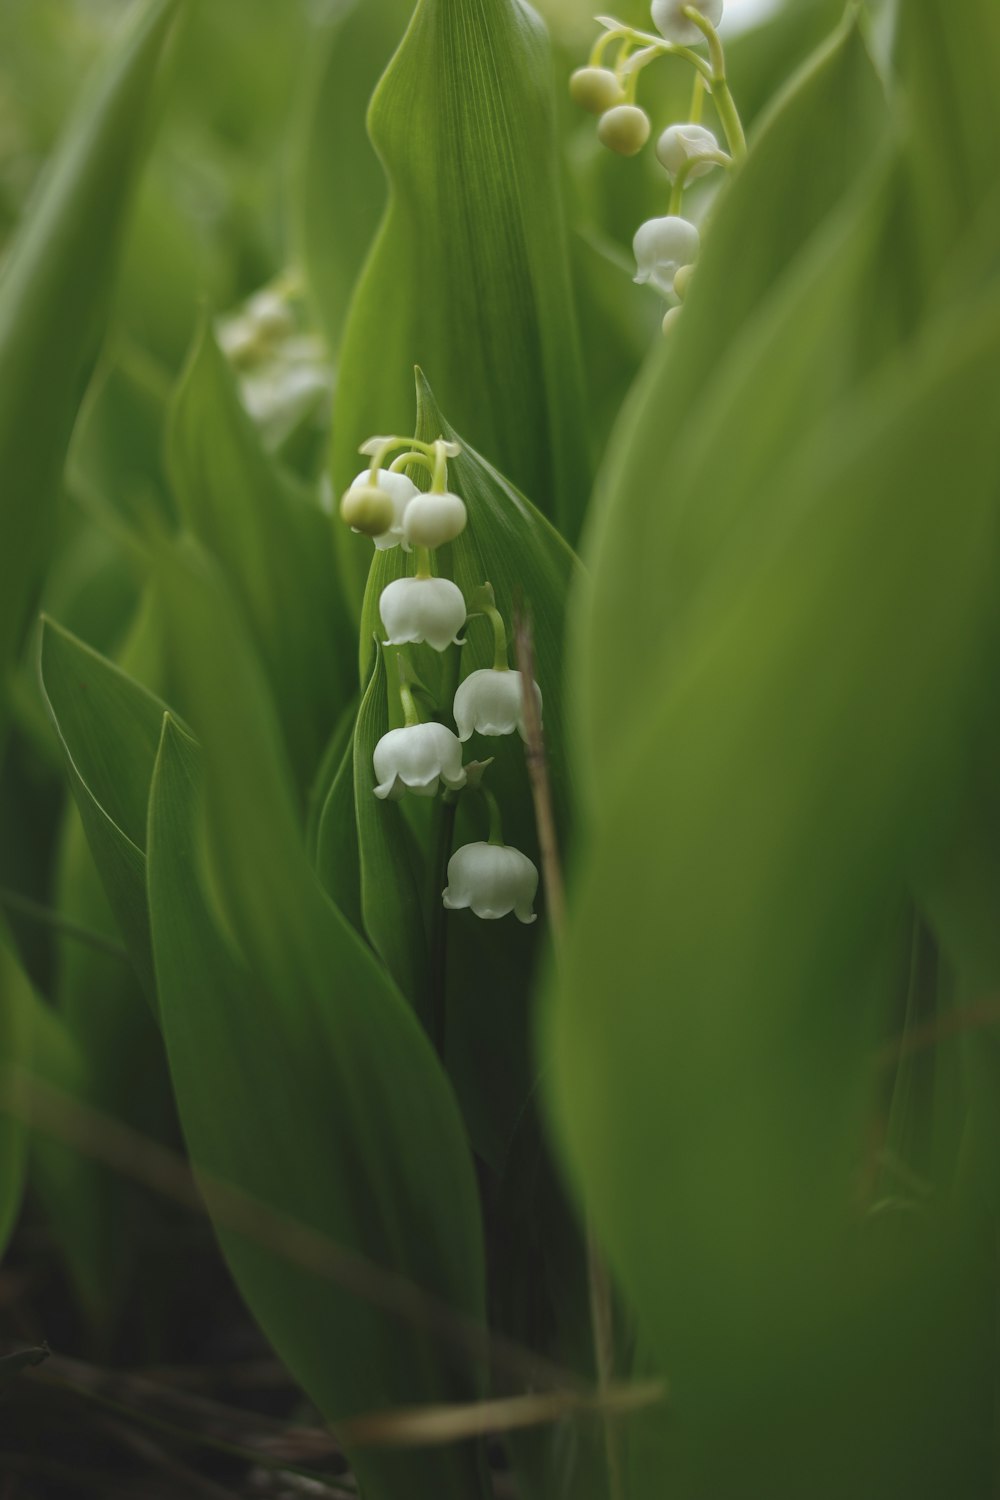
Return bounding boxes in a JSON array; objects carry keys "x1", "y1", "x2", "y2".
[
  {"x1": 570, "y1": 3, "x2": 745, "y2": 335},
  {"x1": 339, "y1": 436, "x2": 541, "y2": 924}
]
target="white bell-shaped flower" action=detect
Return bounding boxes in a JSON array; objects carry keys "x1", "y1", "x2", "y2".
[
  {"x1": 346, "y1": 468, "x2": 419, "y2": 551},
  {"x1": 442, "y1": 842, "x2": 538, "y2": 923},
  {"x1": 656, "y1": 122, "x2": 721, "y2": 181},
  {"x1": 373, "y1": 723, "x2": 467, "y2": 801},
  {"x1": 651, "y1": 0, "x2": 723, "y2": 46},
  {"x1": 453, "y1": 669, "x2": 542, "y2": 743},
  {"x1": 379, "y1": 576, "x2": 467, "y2": 652},
  {"x1": 402, "y1": 490, "x2": 467, "y2": 549},
  {"x1": 633, "y1": 216, "x2": 700, "y2": 300}
]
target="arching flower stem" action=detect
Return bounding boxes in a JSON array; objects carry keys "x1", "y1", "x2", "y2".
[
  {"x1": 396, "y1": 655, "x2": 422, "y2": 729},
  {"x1": 481, "y1": 785, "x2": 506, "y2": 848},
  {"x1": 668, "y1": 147, "x2": 733, "y2": 213},
  {"x1": 682, "y1": 5, "x2": 746, "y2": 159}
]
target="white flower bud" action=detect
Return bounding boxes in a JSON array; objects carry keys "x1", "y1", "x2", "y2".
[
  {"x1": 402, "y1": 491, "x2": 467, "y2": 549},
  {"x1": 597, "y1": 104, "x2": 651, "y2": 157},
  {"x1": 633, "y1": 216, "x2": 700, "y2": 300},
  {"x1": 453, "y1": 669, "x2": 542, "y2": 743},
  {"x1": 343, "y1": 468, "x2": 418, "y2": 550},
  {"x1": 379, "y1": 576, "x2": 467, "y2": 652},
  {"x1": 655, "y1": 122, "x2": 721, "y2": 181},
  {"x1": 651, "y1": 0, "x2": 723, "y2": 46},
  {"x1": 442, "y1": 842, "x2": 538, "y2": 923},
  {"x1": 570, "y1": 66, "x2": 626, "y2": 115},
  {"x1": 373, "y1": 723, "x2": 466, "y2": 801}
]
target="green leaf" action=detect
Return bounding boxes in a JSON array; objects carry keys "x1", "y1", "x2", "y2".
[
  {"x1": 293, "y1": 0, "x2": 416, "y2": 355},
  {"x1": 546, "y1": 289, "x2": 1000, "y2": 1497},
  {"x1": 896, "y1": 0, "x2": 1000, "y2": 291},
  {"x1": 355, "y1": 372, "x2": 579, "y2": 1163},
  {"x1": 38, "y1": 616, "x2": 173, "y2": 1004},
  {"x1": 168, "y1": 320, "x2": 353, "y2": 791},
  {"x1": 0, "y1": 0, "x2": 183, "y2": 741},
  {"x1": 0, "y1": 925, "x2": 31, "y2": 1259},
  {"x1": 150, "y1": 541, "x2": 490, "y2": 1500},
  {"x1": 332, "y1": 0, "x2": 589, "y2": 613},
  {"x1": 577, "y1": 15, "x2": 888, "y2": 784}
]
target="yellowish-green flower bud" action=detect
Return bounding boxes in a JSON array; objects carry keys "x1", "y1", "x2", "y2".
[
  {"x1": 340, "y1": 484, "x2": 395, "y2": 537},
  {"x1": 673, "y1": 263, "x2": 695, "y2": 300},
  {"x1": 570, "y1": 66, "x2": 625, "y2": 115},
  {"x1": 597, "y1": 104, "x2": 651, "y2": 157},
  {"x1": 662, "y1": 306, "x2": 682, "y2": 335}
]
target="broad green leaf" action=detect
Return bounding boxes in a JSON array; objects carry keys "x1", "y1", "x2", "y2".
[
  {"x1": 293, "y1": 0, "x2": 415, "y2": 355},
  {"x1": 68, "y1": 337, "x2": 176, "y2": 538},
  {"x1": 168, "y1": 322, "x2": 352, "y2": 791},
  {"x1": 546, "y1": 290, "x2": 1000, "y2": 1498},
  {"x1": 353, "y1": 645, "x2": 431, "y2": 1024},
  {"x1": 38, "y1": 616, "x2": 173, "y2": 1003},
  {"x1": 355, "y1": 372, "x2": 579, "y2": 1163},
  {"x1": 0, "y1": 0, "x2": 183, "y2": 743},
  {"x1": 151, "y1": 541, "x2": 489, "y2": 1500},
  {"x1": 577, "y1": 15, "x2": 887, "y2": 782},
  {"x1": 332, "y1": 0, "x2": 589, "y2": 611},
  {"x1": 896, "y1": 0, "x2": 1000, "y2": 291}
]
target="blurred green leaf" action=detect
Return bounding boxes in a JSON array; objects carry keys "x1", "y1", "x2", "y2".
[
  {"x1": 332, "y1": 0, "x2": 589, "y2": 612},
  {"x1": 294, "y1": 0, "x2": 415, "y2": 355},
  {"x1": 547, "y1": 287, "x2": 1000, "y2": 1498},
  {"x1": 38, "y1": 616, "x2": 173, "y2": 1004},
  {"x1": 0, "y1": 924, "x2": 31, "y2": 1258},
  {"x1": 168, "y1": 321, "x2": 352, "y2": 791},
  {"x1": 150, "y1": 540, "x2": 490, "y2": 1499},
  {"x1": 897, "y1": 0, "x2": 1000, "y2": 293},
  {"x1": 0, "y1": 0, "x2": 183, "y2": 745},
  {"x1": 576, "y1": 14, "x2": 888, "y2": 785}
]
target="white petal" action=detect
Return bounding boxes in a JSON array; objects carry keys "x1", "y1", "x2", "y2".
[
  {"x1": 650, "y1": 0, "x2": 723, "y2": 46},
  {"x1": 655, "y1": 123, "x2": 721, "y2": 181},
  {"x1": 442, "y1": 842, "x2": 538, "y2": 922},
  {"x1": 379, "y1": 576, "x2": 467, "y2": 652}
]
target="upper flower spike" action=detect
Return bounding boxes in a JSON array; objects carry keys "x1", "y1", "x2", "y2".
[{"x1": 651, "y1": 0, "x2": 723, "y2": 47}]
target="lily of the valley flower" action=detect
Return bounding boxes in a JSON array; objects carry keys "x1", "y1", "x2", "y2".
[
  {"x1": 453, "y1": 669, "x2": 542, "y2": 743},
  {"x1": 656, "y1": 122, "x2": 722, "y2": 181},
  {"x1": 570, "y1": 66, "x2": 626, "y2": 115},
  {"x1": 402, "y1": 490, "x2": 468, "y2": 549},
  {"x1": 651, "y1": 0, "x2": 723, "y2": 47},
  {"x1": 380, "y1": 576, "x2": 467, "y2": 652},
  {"x1": 633, "y1": 215, "x2": 700, "y2": 300},
  {"x1": 442, "y1": 842, "x2": 538, "y2": 923},
  {"x1": 373, "y1": 723, "x2": 467, "y2": 801},
  {"x1": 344, "y1": 468, "x2": 419, "y2": 550}
]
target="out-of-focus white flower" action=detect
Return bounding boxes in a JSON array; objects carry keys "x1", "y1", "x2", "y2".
[
  {"x1": 453, "y1": 669, "x2": 542, "y2": 742},
  {"x1": 662, "y1": 306, "x2": 683, "y2": 335},
  {"x1": 570, "y1": 66, "x2": 626, "y2": 114},
  {"x1": 402, "y1": 491, "x2": 468, "y2": 549},
  {"x1": 344, "y1": 468, "x2": 419, "y2": 550},
  {"x1": 442, "y1": 842, "x2": 538, "y2": 923},
  {"x1": 633, "y1": 215, "x2": 700, "y2": 300},
  {"x1": 651, "y1": 0, "x2": 723, "y2": 46},
  {"x1": 373, "y1": 724, "x2": 467, "y2": 801},
  {"x1": 379, "y1": 576, "x2": 467, "y2": 652},
  {"x1": 655, "y1": 122, "x2": 721, "y2": 181},
  {"x1": 597, "y1": 104, "x2": 651, "y2": 156}
]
